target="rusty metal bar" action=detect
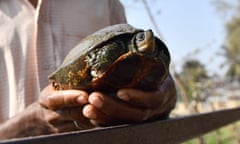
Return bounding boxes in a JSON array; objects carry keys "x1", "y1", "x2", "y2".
[{"x1": 1, "y1": 107, "x2": 240, "y2": 144}]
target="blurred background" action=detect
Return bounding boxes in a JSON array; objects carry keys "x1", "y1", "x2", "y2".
[{"x1": 119, "y1": 0, "x2": 240, "y2": 143}]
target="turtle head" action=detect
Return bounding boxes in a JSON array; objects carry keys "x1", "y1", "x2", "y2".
[{"x1": 134, "y1": 30, "x2": 155, "y2": 53}]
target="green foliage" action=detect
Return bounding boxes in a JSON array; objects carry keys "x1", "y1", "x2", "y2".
[
  {"x1": 223, "y1": 16, "x2": 240, "y2": 80},
  {"x1": 217, "y1": 0, "x2": 240, "y2": 80},
  {"x1": 182, "y1": 121, "x2": 240, "y2": 144},
  {"x1": 178, "y1": 59, "x2": 209, "y2": 99},
  {"x1": 226, "y1": 17, "x2": 240, "y2": 35},
  {"x1": 212, "y1": 0, "x2": 240, "y2": 80},
  {"x1": 182, "y1": 60, "x2": 209, "y2": 82}
]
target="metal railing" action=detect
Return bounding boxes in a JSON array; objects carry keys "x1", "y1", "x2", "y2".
[{"x1": 1, "y1": 107, "x2": 240, "y2": 144}]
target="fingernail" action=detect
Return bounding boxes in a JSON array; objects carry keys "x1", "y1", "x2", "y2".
[
  {"x1": 82, "y1": 105, "x2": 93, "y2": 118},
  {"x1": 83, "y1": 105, "x2": 98, "y2": 120},
  {"x1": 117, "y1": 91, "x2": 129, "y2": 101},
  {"x1": 77, "y1": 95, "x2": 88, "y2": 104},
  {"x1": 89, "y1": 94, "x2": 103, "y2": 108}
]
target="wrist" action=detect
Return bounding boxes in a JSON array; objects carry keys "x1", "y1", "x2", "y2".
[{"x1": 0, "y1": 103, "x2": 57, "y2": 140}]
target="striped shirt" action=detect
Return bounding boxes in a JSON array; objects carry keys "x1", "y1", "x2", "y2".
[{"x1": 0, "y1": 0, "x2": 126, "y2": 122}]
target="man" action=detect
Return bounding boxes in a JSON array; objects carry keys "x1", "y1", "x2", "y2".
[{"x1": 0, "y1": 0, "x2": 176, "y2": 139}]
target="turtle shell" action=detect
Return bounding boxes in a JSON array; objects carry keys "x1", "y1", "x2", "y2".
[{"x1": 48, "y1": 24, "x2": 170, "y2": 93}]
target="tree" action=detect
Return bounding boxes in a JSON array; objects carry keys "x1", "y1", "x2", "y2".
[
  {"x1": 212, "y1": 0, "x2": 240, "y2": 81},
  {"x1": 224, "y1": 16, "x2": 240, "y2": 80},
  {"x1": 181, "y1": 60, "x2": 209, "y2": 82},
  {"x1": 178, "y1": 59, "x2": 209, "y2": 100}
]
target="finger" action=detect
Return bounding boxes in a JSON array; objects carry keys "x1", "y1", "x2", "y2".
[
  {"x1": 117, "y1": 89, "x2": 162, "y2": 108},
  {"x1": 82, "y1": 104, "x2": 113, "y2": 126},
  {"x1": 117, "y1": 75, "x2": 177, "y2": 109},
  {"x1": 152, "y1": 90, "x2": 177, "y2": 117},
  {"x1": 89, "y1": 119, "x2": 123, "y2": 127},
  {"x1": 88, "y1": 92, "x2": 149, "y2": 122},
  {"x1": 55, "y1": 107, "x2": 83, "y2": 120},
  {"x1": 44, "y1": 107, "x2": 93, "y2": 129},
  {"x1": 53, "y1": 121, "x2": 78, "y2": 132},
  {"x1": 40, "y1": 100, "x2": 82, "y2": 122},
  {"x1": 40, "y1": 88, "x2": 88, "y2": 110}
]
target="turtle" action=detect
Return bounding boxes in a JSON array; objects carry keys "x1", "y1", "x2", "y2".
[{"x1": 48, "y1": 24, "x2": 170, "y2": 93}]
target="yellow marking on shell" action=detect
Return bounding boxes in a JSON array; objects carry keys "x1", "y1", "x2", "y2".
[
  {"x1": 68, "y1": 71, "x2": 74, "y2": 78},
  {"x1": 76, "y1": 57, "x2": 90, "y2": 78},
  {"x1": 77, "y1": 69, "x2": 86, "y2": 78},
  {"x1": 72, "y1": 79, "x2": 78, "y2": 86}
]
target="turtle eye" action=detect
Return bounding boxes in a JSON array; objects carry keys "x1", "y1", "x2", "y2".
[
  {"x1": 135, "y1": 30, "x2": 155, "y2": 53},
  {"x1": 136, "y1": 32, "x2": 146, "y2": 42}
]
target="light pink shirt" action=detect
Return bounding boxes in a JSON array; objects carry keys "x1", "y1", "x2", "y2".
[{"x1": 0, "y1": 0, "x2": 126, "y2": 122}]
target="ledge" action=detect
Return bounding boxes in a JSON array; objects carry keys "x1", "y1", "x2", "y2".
[{"x1": 1, "y1": 107, "x2": 240, "y2": 144}]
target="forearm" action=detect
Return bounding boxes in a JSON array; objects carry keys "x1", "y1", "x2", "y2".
[{"x1": 0, "y1": 103, "x2": 57, "y2": 140}]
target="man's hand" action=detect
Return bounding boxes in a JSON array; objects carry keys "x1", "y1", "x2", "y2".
[
  {"x1": 0, "y1": 75, "x2": 176, "y2": 140},
  {"x1": 82, "y1": 75, "x2": 177, "y2": 126},
  {"x1": 39, "y1": 75, "x2": 176, "y2": 130},
  {"x1": 39, "y1": 84, "x2": 94, "y2": 132},
  {"x1": 0, "y1": 83, "x2": 92, "y2": 140}
]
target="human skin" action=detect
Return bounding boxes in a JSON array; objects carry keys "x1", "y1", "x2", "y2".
[
  {"x1": 0, "y1": 75, "x2": 176, "y2": 139},
  {"x1": 0, "y1": 0, "x2": 177, "y2": 140}
]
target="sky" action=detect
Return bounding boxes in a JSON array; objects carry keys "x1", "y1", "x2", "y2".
[{"x1": 119, "y1": 0, "x2": 232, "y2": 77}]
